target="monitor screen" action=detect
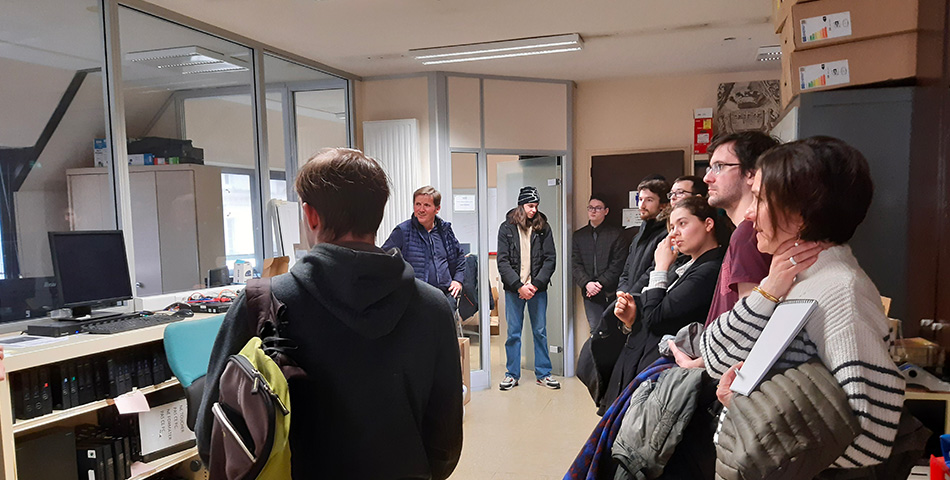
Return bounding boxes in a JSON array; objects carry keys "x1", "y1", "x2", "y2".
[{"x1": 48, "y1": 231, "x2": 133, "y2": 308}]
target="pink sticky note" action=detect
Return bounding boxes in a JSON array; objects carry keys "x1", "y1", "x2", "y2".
[{"x1": 114, "y1": 390, "x2": 150, "y2": 414}]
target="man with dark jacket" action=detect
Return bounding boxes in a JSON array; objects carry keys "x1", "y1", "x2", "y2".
[
  {"x1": 617, "y1": 179, "x2": 671, "y2": 294},
  {"x1": 572, "y1": 194, "x2": 626, "y2": 333},
  {"x1": 196, "y1": 148, "x2": 463, "y2": 479},
  {"x1": 383, "y1": 186, "x2": 466, "y2": 312}
]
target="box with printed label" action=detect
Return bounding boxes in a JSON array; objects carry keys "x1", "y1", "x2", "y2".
[
  {"x1": 786, "y1": 0, "x2": 922, "y2": 51},
  {"x1": 93, "y1": 139, "x2": 108, "y2": 168},
  {"x1": 127, "y1": 153, "x2": 155, "y2": 166},
  {"x1": 772, "y1": 0, "x2": 817, "y2": 34},
  {"x1": 782, "y1": 32, "x2": 918, "y2": 101}
]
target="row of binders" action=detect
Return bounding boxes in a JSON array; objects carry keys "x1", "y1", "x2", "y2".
[{"x1": 10, "y1": 343, "x2": 171, "y2": 420}]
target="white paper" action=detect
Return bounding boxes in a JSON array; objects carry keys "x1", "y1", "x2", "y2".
[
  {"x1": 731, "y1": 299, "x2": 818, "y2": 396},
  {"x1": 622, "y1": 208, "x2": 642, "y2": 228},
  {"x1": 453, "y1": 194, "x2": 476, "y2": 212},
  {"x1": 800, "y1": 11, "x2": 852, "y2": 44},
  {"x1": 138, "y1": 399, "x2": 194, "y2": 455},
  {"x1": 0, "y1": 335, "x2": 69, "y2": 349},
  {"x1": 799, "y1": 60, "x2": 850, "y2": 91},
  {"x1": 694, "y1": 107, "x2": 713, "y2": 119},
  {"x1": 629, "y1": 191, "x2": 638, "y2": 209},
  {"x1": 114, "y1": 390, "x2": 150, "y2": 414}
]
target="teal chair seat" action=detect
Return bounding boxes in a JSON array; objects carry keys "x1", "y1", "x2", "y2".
[{"x1": 163, "y1": 314, "x2": 226, "y2": 430}]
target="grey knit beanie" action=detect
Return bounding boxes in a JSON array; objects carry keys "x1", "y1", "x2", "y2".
[{"x1": 518, "y1": 186, "x2": 540, "y2": 205}]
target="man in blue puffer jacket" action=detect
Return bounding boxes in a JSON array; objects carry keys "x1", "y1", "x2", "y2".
[{"x1": 383, "y1": 186, "x2": 466, "y2": 312}]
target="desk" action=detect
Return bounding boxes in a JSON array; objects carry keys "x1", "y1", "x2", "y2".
[
  {"x1": 906, "y1": 389, "x2": 950, "y2": 434},
  {"x1": 0, "y1": 314, "x2": 216, "y2": 479}
]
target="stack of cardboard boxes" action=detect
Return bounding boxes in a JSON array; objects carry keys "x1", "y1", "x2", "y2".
[{"x1": 774, "y1": 0, "x2": 935, "y2": 109}]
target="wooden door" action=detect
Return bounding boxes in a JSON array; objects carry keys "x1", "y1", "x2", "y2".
[{"x1": 589, "y1": 150, "x2": 685, "y2": 231}]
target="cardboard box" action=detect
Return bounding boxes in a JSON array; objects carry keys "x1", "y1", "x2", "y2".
[
  {"x1": 773, "y1": 0, "x2": 817, "y2": 33},
  {"x1": 783, "y1": 32, "x2": 918, "y2": 100},
  {"x1": 128, "y1": 153, "x2": 156, "y2": 166},
  {"x1": 458, "y1": 338, "x2": 471, "y2": 405},
  {"x1": 786, "y1": 0, "x2": 920, "y2": 51}
]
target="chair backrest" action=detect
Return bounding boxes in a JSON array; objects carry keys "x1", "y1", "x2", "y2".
[{"x1": 163, "y1": 314, "x2": 226, "y2": 387}]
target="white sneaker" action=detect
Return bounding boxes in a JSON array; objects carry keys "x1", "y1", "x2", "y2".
[
  {"x1": 499, "y1": 375, "x2": 519, "y2": 391},
  {"x1": 537, "y1": 376, "x2": 561, "y2": 389}
]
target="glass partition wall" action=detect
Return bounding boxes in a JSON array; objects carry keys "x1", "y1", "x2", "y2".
[{"x1": 0, "y1": 0, "x2": 353, "y2": 321}]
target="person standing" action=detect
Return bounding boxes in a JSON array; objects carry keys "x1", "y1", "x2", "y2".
[
  {"x1": 497, "y1": 186, "x2": 560, "y2": 390},
  {"x1": 617, "y1": 179, "x2": 671, "y2": 294},
  {"x1": 382, "y1": 186, "x2": 465, "y2": 312},
  {"x1": 572, "y1": 194, "x2": 626, "y2": 333},
  {"x1": 196, "y1": 148, "x2": 462, "y2": 479},
  {"x1": 702, "y1": 132, "x2": 779, "y2": 326}
]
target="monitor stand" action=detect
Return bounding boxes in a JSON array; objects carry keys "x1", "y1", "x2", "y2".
[{"x1": 59, "y1": 305, "x2": 121, "y2": 322}]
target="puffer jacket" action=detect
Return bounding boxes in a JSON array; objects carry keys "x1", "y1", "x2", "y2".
[
  {"x1": 715, "y1": 360, "x2": 860, "y2": 480},
  {"x1": 612, "y1": 367, "x2": 706, "y2": 480}
]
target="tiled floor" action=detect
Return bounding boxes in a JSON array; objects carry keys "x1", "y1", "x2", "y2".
[{"x1": 451, "y1": 336, "x2": 600, "y2": 479}]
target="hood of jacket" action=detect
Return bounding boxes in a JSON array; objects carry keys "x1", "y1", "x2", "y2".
[{"x1": 289, "y1": 242, "x2": 416, "y2": 340}]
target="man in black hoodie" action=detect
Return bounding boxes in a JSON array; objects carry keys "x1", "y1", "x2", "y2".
[{"x1": 196, "y1": 148, "x2": 463, "y2": 479}]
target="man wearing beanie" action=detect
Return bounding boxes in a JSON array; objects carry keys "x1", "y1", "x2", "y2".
[{"x1": 496, "y1": 186, "x2": 560, "y2": 390}]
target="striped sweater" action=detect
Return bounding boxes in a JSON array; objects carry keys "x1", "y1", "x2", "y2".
[{"x1": 700, "y1": 244, "x2": 904, "y2": 468}]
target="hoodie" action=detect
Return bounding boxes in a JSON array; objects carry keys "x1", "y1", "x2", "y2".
[{"x1": 195, "y1": 242, "x2": 463, "y2": 479}]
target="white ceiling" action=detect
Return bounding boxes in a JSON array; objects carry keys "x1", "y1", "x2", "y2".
[{"x1": 143, "y1": 0, "x2": 782, "y2": 81}]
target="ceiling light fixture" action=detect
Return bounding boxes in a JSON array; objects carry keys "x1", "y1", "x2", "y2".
[
  {"x1": 755, "y1": 45, "x2": 781, "y2": 62},
  {"x1": 411, "y1": 33, "x2": 583, "y2": 65},
  {"x1": 126, "y1": 46, "x2": 248, "y2": 74}
]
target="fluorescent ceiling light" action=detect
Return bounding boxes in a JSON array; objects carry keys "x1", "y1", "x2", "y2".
[
  {"x1": 755, "y1": 45, "x2": 781, "y2": 62},
  {"x1": 126, "y1": 46, "x2": 248, "y2": 74},
  {"x1": 411, "y1": 34, "x2": 583, "y2": 65}
]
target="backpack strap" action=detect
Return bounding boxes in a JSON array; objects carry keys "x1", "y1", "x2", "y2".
[
  {"x1": 244, "y1": 277, "x2": 306, "y2": 381},
  {"x1": 244, "y1": 278, "x2": 283, "y2": 338}
]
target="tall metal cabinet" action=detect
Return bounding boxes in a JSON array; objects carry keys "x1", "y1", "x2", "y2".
[
  {"x1": 66, "y1": 164, "x2": 226, "y2": 296},
  {"x1": 773, "y1": 86, "x2": 944, "y2": 329}
]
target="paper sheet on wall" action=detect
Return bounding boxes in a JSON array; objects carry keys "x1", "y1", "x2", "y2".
[
  {"x1": 269, "y1": 199, "x2": 300, "y2": 268},
  {"x1": 622, "y1": 209, "x2": 642, "y2": 228}
]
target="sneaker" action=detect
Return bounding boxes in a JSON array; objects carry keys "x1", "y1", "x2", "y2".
[
  {"x1": 499, "y1": 375, "x2": 518, "y2": 391},
  {"x1": 537, "y1": 376, "x2": 561, "y2": 389}
]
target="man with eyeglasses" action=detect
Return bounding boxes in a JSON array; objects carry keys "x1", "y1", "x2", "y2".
[
  {"x1": 572, "y1": 194, "x2": 626, "y2": 332},
  {"x1": 668, "y1": 175, "x2": 708, "y2": 203},
  {"x1": 702, "y1": 132, "x2": 779, "y2": 327}
]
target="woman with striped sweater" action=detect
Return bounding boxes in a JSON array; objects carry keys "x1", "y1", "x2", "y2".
[{"x1": 701, "y1": 137, "x2": 904, "y2": 469}]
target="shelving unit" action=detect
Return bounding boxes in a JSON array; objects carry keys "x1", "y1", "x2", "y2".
[
  {"x1": 0, "y1": 314, "x2": 215, "y2": 479},
  {"x1": 13, "y1": 378, "x2": 180, "y2": 435},
  {"x1": 129, "y1": 446, "x2": 199, "y2": 480}
]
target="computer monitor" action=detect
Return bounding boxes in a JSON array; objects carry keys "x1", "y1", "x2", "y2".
[{"x1": 48, "y1": 230, "x2": 133, "y2": 321}]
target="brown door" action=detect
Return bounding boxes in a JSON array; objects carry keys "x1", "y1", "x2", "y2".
[{"x1": 589, "y1": 150, "x2": 685, "y2": 231}]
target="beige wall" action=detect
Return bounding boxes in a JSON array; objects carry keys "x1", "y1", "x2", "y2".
[
  {"x1": 355, "y1": 76, "x2": 431, "y2": 182},
  {"x1": 570, "y1": 69, "x2": 780, "y2": 359}
]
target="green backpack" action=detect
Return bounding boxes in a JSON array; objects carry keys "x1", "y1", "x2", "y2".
[{"x1": 209, "y1": 278, "x2": 304, "y2": 479}]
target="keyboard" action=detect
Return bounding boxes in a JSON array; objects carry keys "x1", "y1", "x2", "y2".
[{"x1": 83, "y1": 314, "x2": 182, "y2": 334}]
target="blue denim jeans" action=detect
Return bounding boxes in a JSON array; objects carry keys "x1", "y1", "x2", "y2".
[{"x1": 504, "y1": 289, "x2": 552, "y2": 380}]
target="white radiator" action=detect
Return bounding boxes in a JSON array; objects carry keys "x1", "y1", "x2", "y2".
[{"x1": 362, "y1": 119, "x2": 420, "y2": 243}]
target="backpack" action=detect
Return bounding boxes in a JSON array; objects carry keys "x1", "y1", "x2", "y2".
[{"x1": 208, "y1": 278, "x2": 305, "y2": 480}]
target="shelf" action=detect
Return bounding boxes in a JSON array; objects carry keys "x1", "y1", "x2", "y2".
[
  {"x1": 129, "y1": 446, "x2": 198, "y2": 480},
  {"x1": 13, "y1": 378, "x2": 180, "y2": 435}
]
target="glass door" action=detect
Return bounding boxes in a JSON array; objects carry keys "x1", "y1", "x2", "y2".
[
  {"x1": 492, "y1": 155, "x2": 564, "y2": 376},
  {"x1": 450, "y1": 152, "x2": 482, "y2": 372}
]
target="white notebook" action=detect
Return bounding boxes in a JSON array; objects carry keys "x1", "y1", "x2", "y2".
[{"x1": 730, "y1": 298, "x2": 818, "y2": 396}]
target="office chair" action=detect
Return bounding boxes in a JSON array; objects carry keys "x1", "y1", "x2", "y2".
[{"x1": 163, "y1": 314, "x2": 226, "y2": 431}]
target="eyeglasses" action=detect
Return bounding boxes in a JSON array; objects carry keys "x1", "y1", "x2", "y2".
[
  {"x1": 666, "y1": 190, "x2": 693, "y2": 200},
  {"x1": 705, "y1": 163, "x2": 741, "y2": 175},
  {"x1": 586, "y1": 205, "x2": 605, "y2": 212}
]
